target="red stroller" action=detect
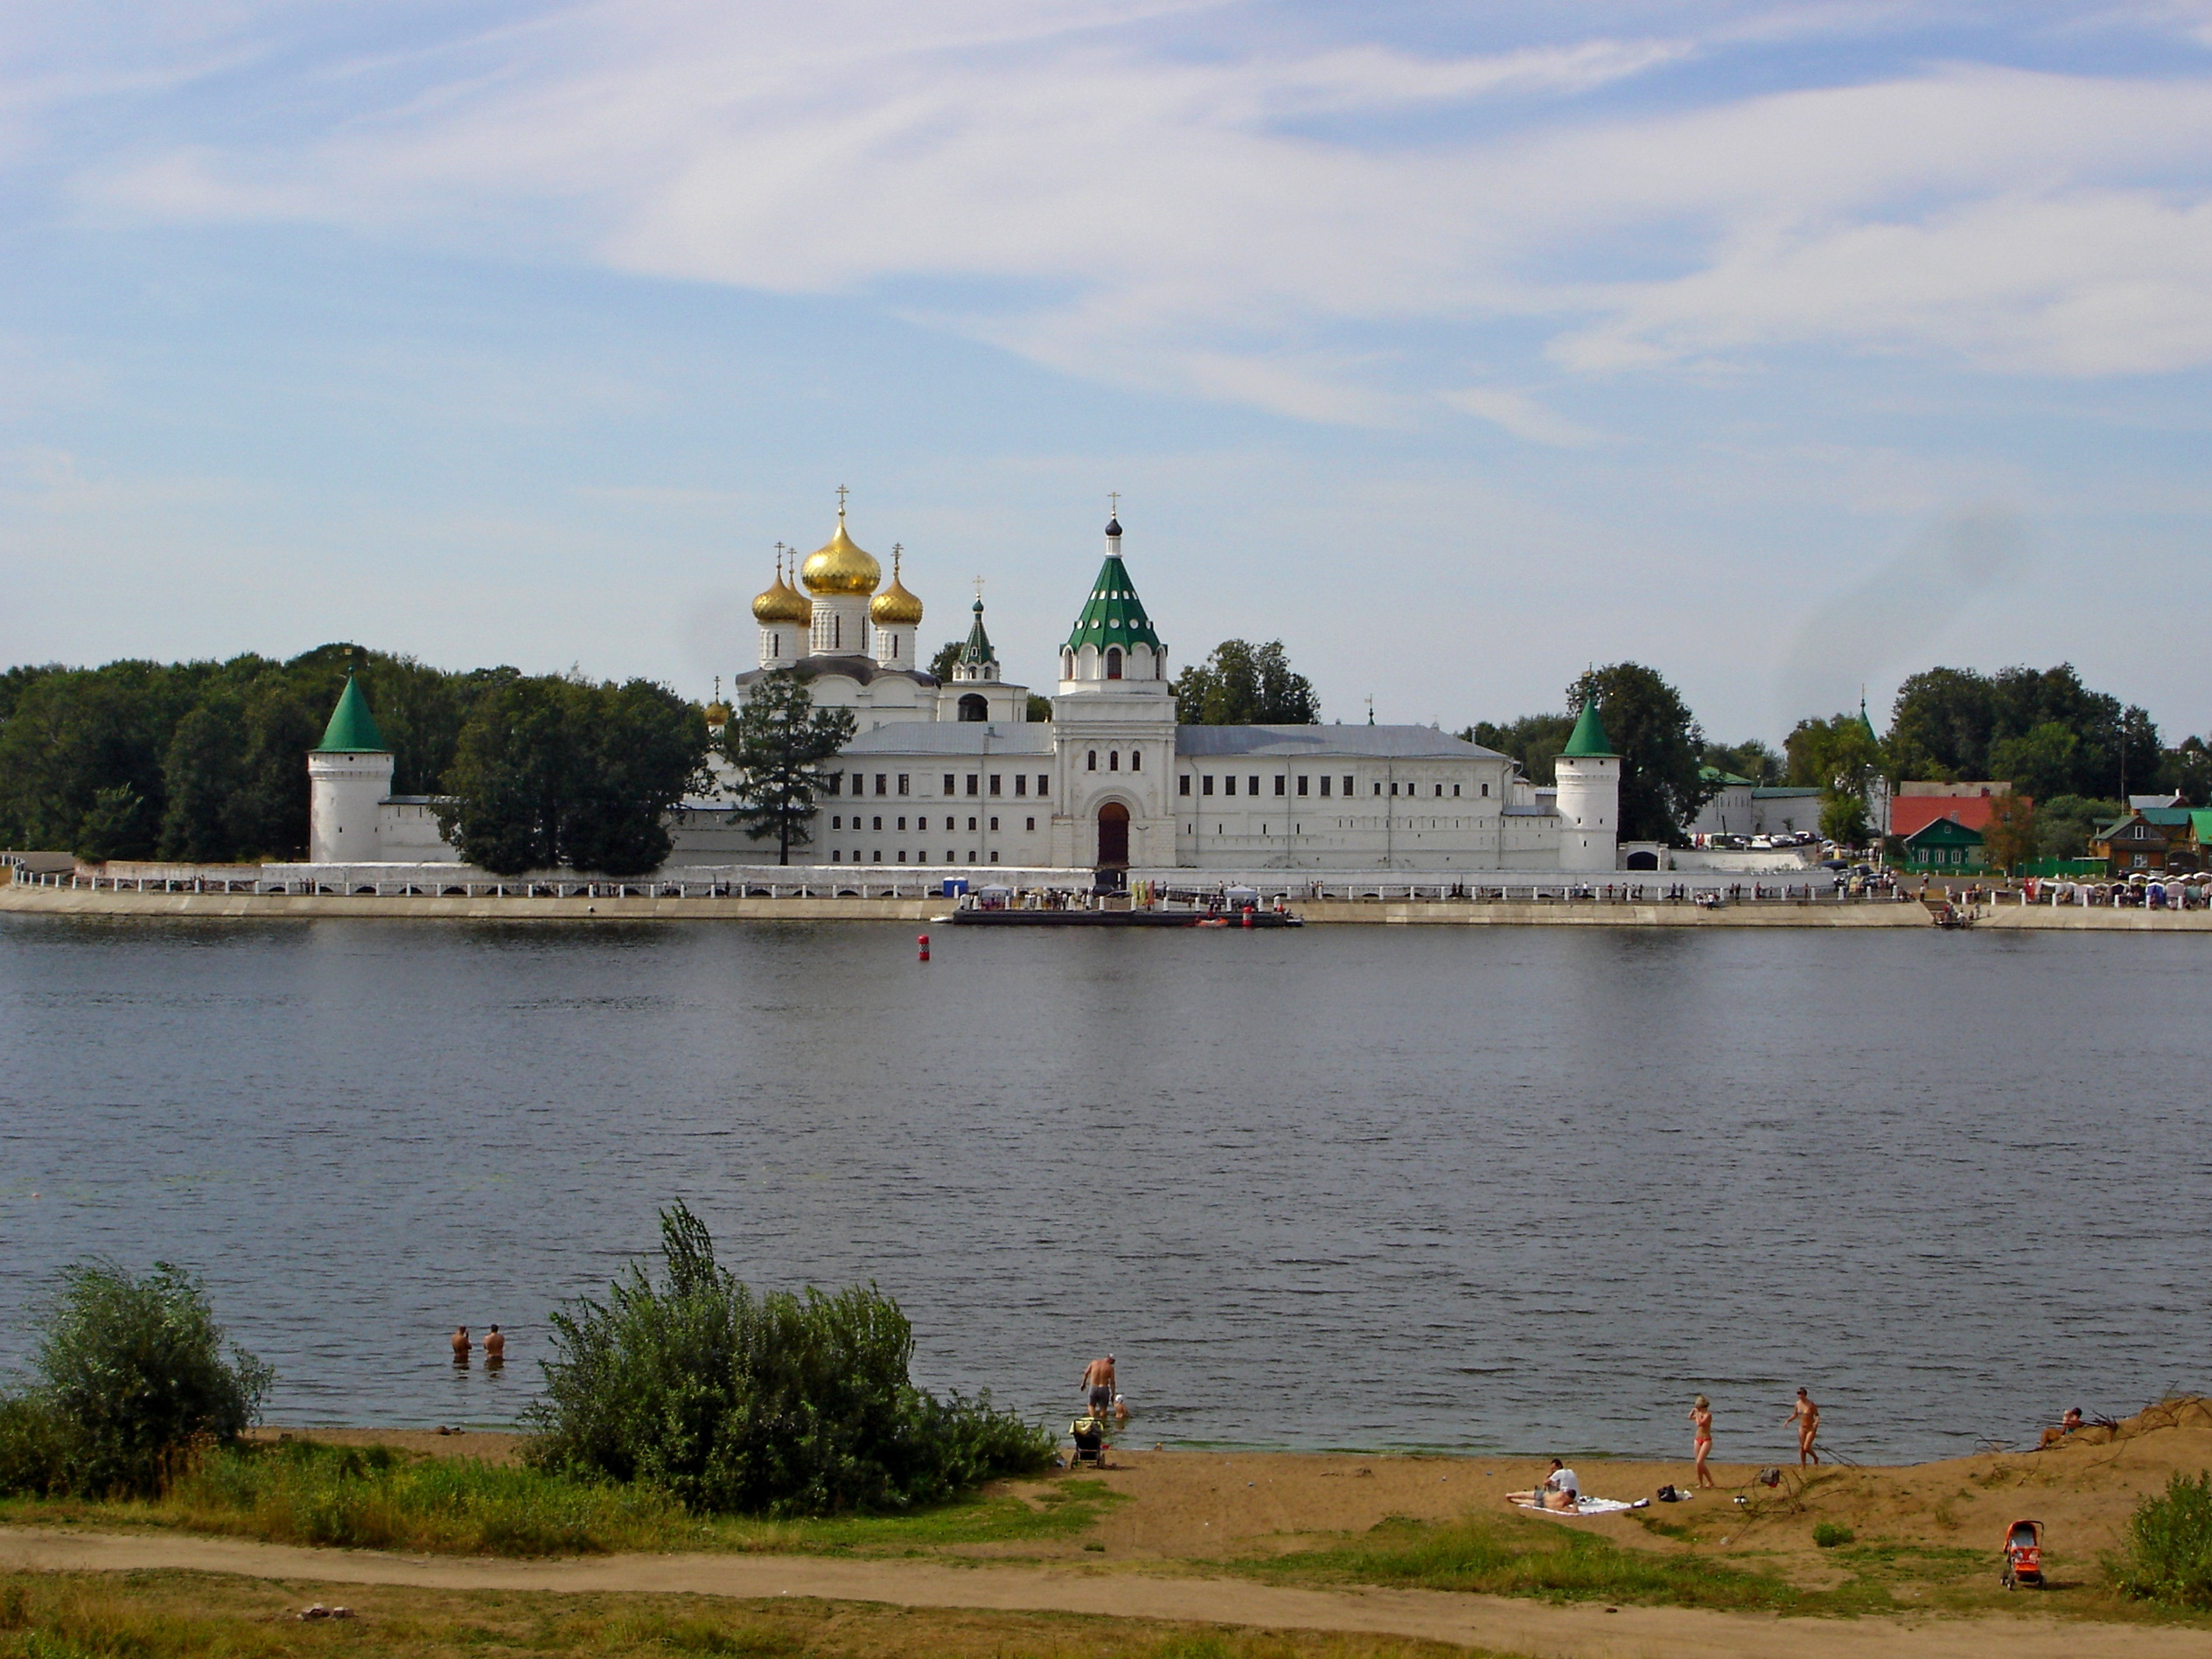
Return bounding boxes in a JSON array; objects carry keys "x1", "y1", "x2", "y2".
[{"x1": 2001, "y1": 1519, "x2": 2044, "y2": 1589}]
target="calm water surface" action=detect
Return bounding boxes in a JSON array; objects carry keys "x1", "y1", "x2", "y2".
[{"x1": 1, "y1": 916, "x2": 2206, "y2": 1466}]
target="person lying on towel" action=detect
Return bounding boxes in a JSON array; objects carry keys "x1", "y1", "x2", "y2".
[{"x1": 1508, "y1": 1459, "x2": 1580, "y2": 1510}]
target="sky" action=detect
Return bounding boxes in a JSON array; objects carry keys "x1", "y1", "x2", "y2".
[{"x1": 3, "y1": 1, "x2": 2211, "y2": 744}]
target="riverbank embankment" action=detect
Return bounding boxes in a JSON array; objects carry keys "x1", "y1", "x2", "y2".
[{"x1": 8, "y1": 880, "x2": 2212, "y2": 928}]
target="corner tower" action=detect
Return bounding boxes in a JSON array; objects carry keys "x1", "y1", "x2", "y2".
[
  {"x1": 308, "y1": 672, "x2": 394, "y2": 863},
  {"x1": 1050, "y1": 507, "x2": 1176, "y2": 874},
  {"x1": 1554, "y1": 700, "x2": 1620, "y2": 872}
]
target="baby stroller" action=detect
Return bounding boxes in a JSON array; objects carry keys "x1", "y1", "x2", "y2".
[
  {"x1": 2001, "y1": 1518, "x2": 2044, "y2": 1589},
  {"x1": 1069, "y1": 1413, "x2": 1109, "y2": 1469}
]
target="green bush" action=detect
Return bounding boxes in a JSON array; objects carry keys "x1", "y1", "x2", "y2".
[
  {"x1": 0, "y1": 1260, "x2": 271, "y2": 1499},
  {"x1": 2109, "y1": 1470, "x2": 2212, "y2": 1606},
  {"x1": 524, "y1": 1204, "x2": 1053, "y2": 1516},
  {"x1": 1812, "y1": 1522, "x2": 1854, "y2": 1548}
]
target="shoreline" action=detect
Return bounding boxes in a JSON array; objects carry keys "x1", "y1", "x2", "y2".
[{"x1": 7, "y1": 882, "x2": 2209, "y2": 928}]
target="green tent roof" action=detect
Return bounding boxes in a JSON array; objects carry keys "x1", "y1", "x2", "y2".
[
  {"x1": 1561, "y1": 701, "x2": 1615, "y2": 759},
  {"x1": 314, "y1": 673, "x2": 387, "y2": 753},
  {"x1": 1699, "y1": 766, "x2": 1755, "y2": 787},
  {"x1": 1064, "y1": 553, "x2": 1162, "y2": 654},
  {"x1": 957, "y1": 599, "x2": 997, "y2": 668}
]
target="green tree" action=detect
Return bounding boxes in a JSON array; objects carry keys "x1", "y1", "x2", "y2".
[
  {"x1": 1025, "y1": 693, "x2": 1050, "y2": 722},
  {"x1": 1985, "y1": 721, "x2": 2080, "y2": 804},
  {"x1": 1819, "y1": 794, "x2": 1869, "y2": 847},
  {"x1": 1983, "y1": 792, "x2": 2037, "y2": 874},
  {"x1": 2034, "y1": 794, "x2": 2122, "y2": 860},
  {"x1": 157, "y1": 701, "x2": 247, "y2": 861},
  {"x1": 1568, "y1": 663, "x2": 1711, "y2": 844},
  {"x1": 721, "y1": 669, "x2": 856, "y2": 865},
  {"x1": 1464, "y1": 713, "x2": 1575, "y2": 786},
  {"x1": 0, "y1": 668, "x2": 171, "y2": 856},
  {"x1": 2164, "y1": 736, "x2": 2212, "y2": 807},
  {"x1": 1171, "y1": 639, "x2": 1318, "y2": 724},
  {"x1": 1888, "y1": 662, "x2": 2153, "y2": 798},
  {"x1": 437, "y1": 677, "x2": 707, "y2": 875}
]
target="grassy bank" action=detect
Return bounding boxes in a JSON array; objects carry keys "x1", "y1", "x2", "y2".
[
  {"x1": 0, "y1": 1571, "x2": 1484, "y2": 1659},
  {"x1": 0, "y1": 1439, "x2": 1120, "y2": 1558}
]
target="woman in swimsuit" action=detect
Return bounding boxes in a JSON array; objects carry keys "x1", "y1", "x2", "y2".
[
  {"x1": 1785, "y1": 1388, "x2": 1820, "y2": 1467},
  {"x1": 1689, "y1": 1395, "x2": 1714, "y2": 1488}
]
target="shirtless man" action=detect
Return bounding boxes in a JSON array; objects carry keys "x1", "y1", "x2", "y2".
[
  {"x1": 1784, "y1": 1388, "x2": 1821, "y2": 1466},
  {"x1": 450, "y1": 1325, "x2": 471, "y2": 1363},
  {"x1": 1081, "y1": 1355, "x2": 1116, "y2": 1416},
  {"x1": 483, "y1": 1324, "x2": 506, "y2": 1363}
]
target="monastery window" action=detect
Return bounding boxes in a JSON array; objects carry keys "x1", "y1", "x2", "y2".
[
  {"x1": 967, "y1": 817, "x2": 977, "y2": 832},
  {"x1": 1036, "y1": 774, "x2": 1050, "y2": 797},
  {"x1": 1109, "y1": 751, "x2": 1120, "y2": 771},
  {"x1": 1203, "y1": 775, "x2": 1215, "y2": 796},
  {"x1": 897, "y1": 851, "x2": 907, "y2": 863},
  {"x1": 832, "y1": 815, "x2": 841, "y2": 829},
  {"x1": 871, "y1": 849, "x2": 880, "y2": 861},
  {"x1": 1274, "y1": 776, "x2": 1286, "y2": 796},
  {"x1": 1130, "y1": 749, "x2": 1141, "y2": 771},
  {"x1": 989, "y1": 774, "x2": 1002, "y2": 795},
  {"x1": 825, "y1": 772, "x2": 839, "y2": 798},
  {"x1": 942, "y1": 773, "x2": 954, "y2": 795},
  {"x1": 1434, "y1": 784, "x2": 1443, "y2": 798},
  {"x1": 1180, "y1": 775, "x2": 1192, "y2": 796},
  {"x1": 990, "y1": 851, "x2": 1000, "y2": 863},
  {"x1": 1481, "y1": 782, "x2": 1489, "y2": 797},
  {"x1": 1026, "y1": 817, "x2": 1036, "y2": 832},
  {"x1": 1297, "y1": 776, "x2": 1308, "y2": 795},
  {"x1": 1343, "y1": 776, "x2": 1354, "y2": 796},
  {"x1": 1454, "y1": 784, "x2": 1462, "y2": 797},
  {"x1": 872, "y1": 817, "x2": 883, "y2": 832},
  {"x1": 946, "y1": 849, "x2": 954, "y2": 862},
  {"x1": 898, "y1": 775, "x2": 910, "y2": 796},
  {"x1": 834, "y1": 616, "x2": 842, "y2": 650},
  {"x1": 989, "y1": 817, "x2": 999, "y2": 831},
  {"x1": 1106, "y1": 647, "x2": 1123, "y2": 680},
  {"x1": 832, "y1": 849, "x2": 841, "y2": 862},
  {"x1": 966, "y1": 774, "x2": 980, "y2": 796},
  {"x1": 875, "y1": 774, "x2": 888, "y2": 796},
  {"x1": 1062, "y1": 649, "x2": 1074, "y2": 679},
  {"x1": 1087, "y1": 750, "x2": 1098, "y2": 771},
  {"x1": 967, "y1": 850, "x2": 978, "y2": 863},
  {"x1": 897, "y1": 817, "x2": 906, "y2": 831},
  {"x1": 1320, "y1": 776, "x2": 1330, "y2": 797},
  {"x1": 1249, "y1": 775, "x2": 1260, "y2": 794},
  {"x1": 1015, "y1": 775, "x2": 1028, "y2": 796}
]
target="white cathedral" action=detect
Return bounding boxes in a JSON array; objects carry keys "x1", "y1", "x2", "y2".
[{"x1": 309, "y1": 501, "x2": 1622, "y2": 875}]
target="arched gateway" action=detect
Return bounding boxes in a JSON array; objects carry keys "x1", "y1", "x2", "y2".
[{"x1": 1096, "y1": 801, "x2": 1130, "y2": 869}]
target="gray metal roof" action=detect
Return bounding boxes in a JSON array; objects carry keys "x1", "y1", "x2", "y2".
[
  {"x1": 1175, "y1": 725, "x2": 1504, "y2": 760},
  {"x1": 841, "y1": 721, "x2": 1054, "y2": 756},
  {"x1": 732, "y1": 656, "x2": 939, "y2": 691}
]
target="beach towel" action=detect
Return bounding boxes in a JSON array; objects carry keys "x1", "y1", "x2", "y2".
[{"x1": 1512, "y1": 1495, "x2": 1648, "y2": 1517}]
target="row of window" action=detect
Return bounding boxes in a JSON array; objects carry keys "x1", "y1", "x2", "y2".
[
  {"x1": 1062, "y1": 645, "x2": 1159, "y2": 680},
  {"x1": 1085, "y1": 749, "x2": 1141, "y2": 771},
  {"x1": 1185, "y1": 820, "x2": 1483, "y2": 837},
  {"x1": 834, "y1": 849, "x2": 1003, "y2": 864},
  {"x1": 829, "y1": 772, "x2": 1051, "y2": 798},
  {"x1": 833, "y1": 815, "x2": 1034, "y2": 834},
  {"x1": 1178, "y1": 775, "x2": 1488, "y2": 799}
]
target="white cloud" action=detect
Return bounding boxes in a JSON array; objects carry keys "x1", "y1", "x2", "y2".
[
  {"x1": 33, "y1": 8, "x2": 2212, "y2": 418},
  {"x1": 1439, "y1": 386, "x2": 1601, "y2": 447}
]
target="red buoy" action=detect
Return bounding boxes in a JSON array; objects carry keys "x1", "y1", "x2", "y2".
[{"x1": 918, "y1": 932, "x2": 931, "y2": 961}]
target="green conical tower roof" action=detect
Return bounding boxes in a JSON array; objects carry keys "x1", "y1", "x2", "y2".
[
  {"x1": 959, "y1": 599, "x2": 997, "y2": 668},
  {"x1": 1065, "y1": 548, "x2": 1162, "y2": 654},
  {"x1": 314, "y1": 673, "x2": 387, "y2": 753},
  {"x1": 1561, "y1": 700, "x2": 1615, "y2": 759},
  {"x1": 1857, "y1": 693, "x2": 1879, "y2": 744}
]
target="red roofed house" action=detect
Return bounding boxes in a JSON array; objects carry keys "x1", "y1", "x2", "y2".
[{"x1": 1890, "y1": 781, "x2": 2022, "y2": 840}]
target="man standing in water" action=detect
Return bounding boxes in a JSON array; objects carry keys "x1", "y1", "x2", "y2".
[
  {"x1": 484, "y1": 1325, "x2": 506, "y2": 1364},
  {"x1": 1785, "y1": 1388, "x2": 1821, "y2": 1466},
  {"x1": 450, "y1": 1326, "x2": 471, "y2": 1363},
  {"x1": 1082, "y1": 1354, "x2": 1116, "y2": 1416}
]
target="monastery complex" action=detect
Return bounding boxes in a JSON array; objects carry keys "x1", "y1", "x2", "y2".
[{"x1": 308, "y1": 502, "x2": 1622, "y2": 878}]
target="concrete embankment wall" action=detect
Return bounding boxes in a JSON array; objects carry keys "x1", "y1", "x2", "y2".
[{"x1": 9, "y1": 881, "x2": 2212, "y2": 930}]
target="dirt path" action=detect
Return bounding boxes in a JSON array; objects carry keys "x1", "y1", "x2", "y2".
[{"x1": 4, "y1": 1527, "x2": 2206, "y2": 1659}]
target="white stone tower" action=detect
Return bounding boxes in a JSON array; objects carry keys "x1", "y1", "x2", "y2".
[
  {"x1": 1049, "y1": 507, "x2": 1176, "y2": 874},
  {"x1": 751, "y1": 547, "x2": 808, "y2": 670},
  {"x1": 1554, "y1": 700, "x2": 1621, "y2": 872},
  {"x1": 308, "y1": 673, "x2": 394, "y2": 863}
]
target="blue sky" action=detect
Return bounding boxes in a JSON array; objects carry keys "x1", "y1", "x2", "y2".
[{"x1": 4, "y1": 1, "x2": 2211, "y2": 742}]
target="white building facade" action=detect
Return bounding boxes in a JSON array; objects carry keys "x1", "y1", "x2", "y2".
[{"x1": 312, "y1": 502, "x2": 1620, "y2": 875}]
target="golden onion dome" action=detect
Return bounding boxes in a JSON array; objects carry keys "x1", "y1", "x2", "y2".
[
  {"x1": 752, "y1": 553, "x2": 810, "y2": 624},
  {"x1": 870, "y1": 546, "x2": 924, "y2": 626},
  {"x1": 799, "y1": 507, "x2": 881, "y2": 596}
]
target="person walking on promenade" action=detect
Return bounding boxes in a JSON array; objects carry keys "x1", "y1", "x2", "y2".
[
  {"x1": 1082, "y1": 1355, "x2": 1116, "y2": 1415},
  {"x1": 1689, "y1": 1395, "x2": 1715, "y2": 1488},
  {"x1": 450, "y1": 1325, "x2": 471, "y2": 1363},
  {"x1": 1785, "y1": 1388, "x2": 1821, "y2": 1466}
]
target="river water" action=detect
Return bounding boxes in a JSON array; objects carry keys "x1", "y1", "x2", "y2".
[{"x1": 1, "y1": 915, "x2": 2206, "y2": 1466}]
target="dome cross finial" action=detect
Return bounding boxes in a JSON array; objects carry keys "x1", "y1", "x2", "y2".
[{"x1": 835, "y1": 484, "x2": 849, "y2": 518}]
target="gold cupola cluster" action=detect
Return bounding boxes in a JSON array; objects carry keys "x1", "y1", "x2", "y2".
[
  {"x1": 870, "y1": 546, "x2": 924, "y2": 626},
  {"x1": 799, "y1": 504, "x2": 882, "y2": 596},
  {"x1": 751, "y1": 551, "x2": 809, "y2": 624}
]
